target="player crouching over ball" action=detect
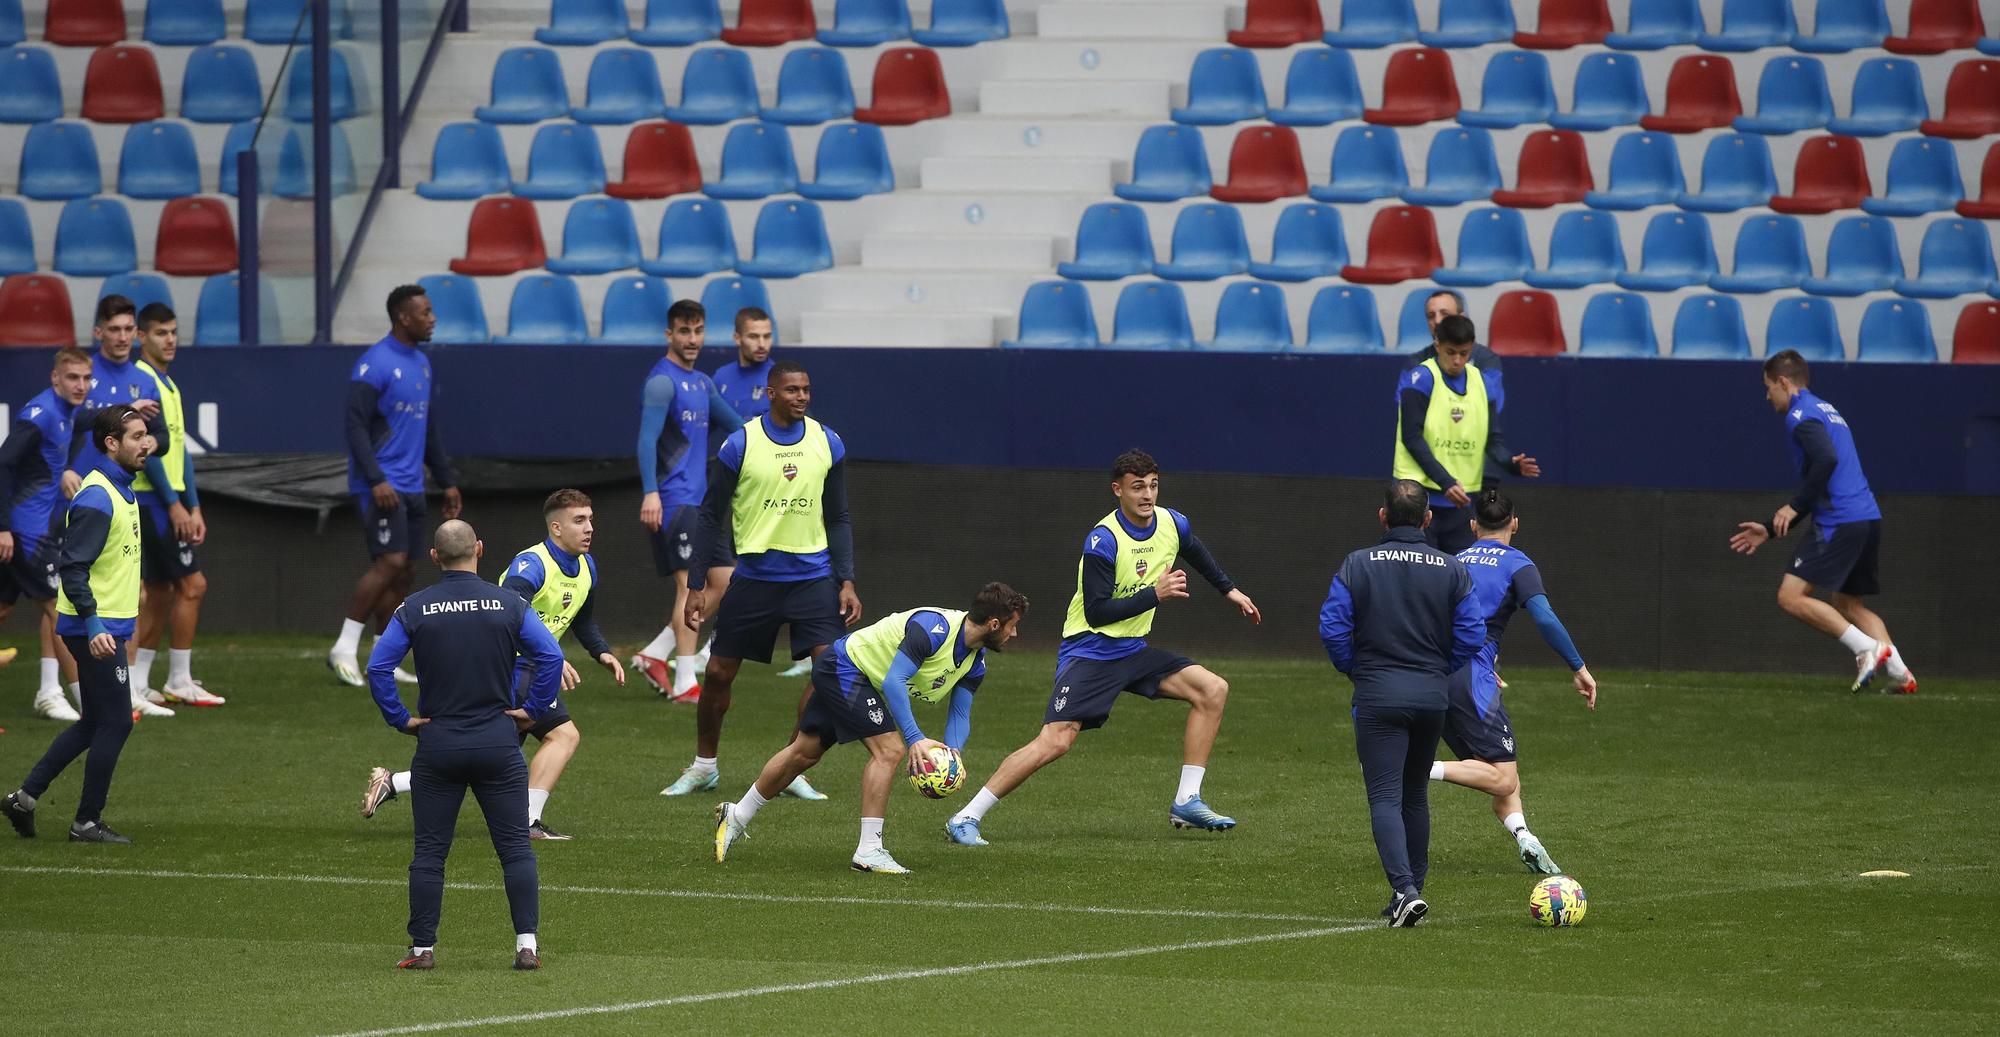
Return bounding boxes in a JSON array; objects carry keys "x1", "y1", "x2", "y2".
[{"x1": 714, "y1": 583, "x2": 1027, "y2": 874}]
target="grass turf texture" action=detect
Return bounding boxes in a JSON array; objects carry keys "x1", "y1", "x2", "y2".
[{"x1": 0, "y1": 638, "x2": 1994, "y2": 1035}]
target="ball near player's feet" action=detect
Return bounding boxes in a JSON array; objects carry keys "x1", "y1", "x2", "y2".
[{"x1": 1529, "y1": 875, "x2": 1587, "y2": 928}]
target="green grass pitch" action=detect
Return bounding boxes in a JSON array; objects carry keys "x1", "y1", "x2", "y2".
[{"x1": 1, "y1": 638, "x2": 1994, "y2": 1035}]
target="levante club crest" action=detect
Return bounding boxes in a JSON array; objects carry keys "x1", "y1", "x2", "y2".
[
  {"x1": 782, "y1": 463, "x2": 799, "y2": 481},
  {"x1": 1450, "y1": 406, "x2": 1466, "y2": 423}
]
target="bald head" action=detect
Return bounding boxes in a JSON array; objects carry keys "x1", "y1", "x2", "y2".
[
  {"x1": 1381, "y1": 479, "x2": 1431, "y2": 531},
  {"x1": 431, "y1": 519, "x2": 481, "y2": 571}
]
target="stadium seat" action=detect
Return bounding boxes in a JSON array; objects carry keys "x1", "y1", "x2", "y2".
[
  {"x1": 98, "y1": 273, "x2": 172, "y2": 314},
  {"x1": 416, "y1": 122, "x2": 513, "y2": 200},
  {"x1": 1583, "y1": 131, "x2": 1684, "y2": 210},
  {"x1": 1057, "y1": 202, "x2": 1154, "y2": 280},
  {"x1": 545, "y1": 196, "x2": 643, "y2": 275},
  {"x1": 1951, "y1": 301, "x2": 2000, "y2": 362},
  {"x1": 1267, "y1": 48, "x2": 1364, "y2": 126},
  {"x1": 216, "y1": 119, "x2": 257, "y2": 196},
  {"x1": 45, "y1": 0, "x2": 125, "y2": 46},
  {"x1": 736, "y1": 199, "x2": 833, "y2": 278},
  {"x1": 854, "y1": 48, "x2": 950, "y2": 124},
  {"x1": 1418, "y1": 0, "x2": 1513, "y2": 47},
  {"x1": 1641, "y1": 56, "x2": 1741, "y2": 133},
  {"x1": 1401, "y1": 127, "x2": 1500, "y2": 205},
  {"x1": 1920, "y1": 61, "x2": 2000, "y2": 138},
  {"x1": 911, "y1": 0, "x2": 1009, "y2": 46},
  {"x1": 511, "y1": 123, "x2": 606, "y2": 200},
  {"x1": 631, "y1": 0, "x2": 722, "y2": 45},
  {"x1": 145, "y1": 0, "x2": 222, "y2": 45},
  {"x1": 495, "y1": 274, "x2": 588, "y2": 345},
  {"x1": 1458, "y1": 51, "x2": 1555, "y2": 129},
  {"x1": 1608, "y1": 0, "x2": 1705, "y2": 50},
  {"x1": 1794, "y1": 0, "x2": 1889, "y2": 52},
  {"x1": 1155, "y1": 203, "x2": 1251, "y2": 281},
  {"x1": 154, "y1": 196, "x2": 235, "y2": 275},
  {"x1": 0, "y1": 275, "x2": 77, "y2": 346},
  {"x1": 1710, "y1": 214, "x2": 1809, "y2": 292},
  {"x1": 722, "y1": 0, "x2": 815, "y2": 46},
  {"x1": 800, "y1": 122, "x2": 894, "y2": 200},
  {"x1": 244, "y1": 0, "x2": 353, "y2": 43},
  {"x1": 116, "y1": 121, "x2": 201, "y2": 200},
  {"x1": 608, "y1": 121, "x2": 703, "y2": 199},
  {"x1": 53, "y1": 197, "x2": 137, "y2": 276},
  {"x1": 84, "y1": 45, "x2": 166, "y2": 123},
  {"x1": 1826, "y1": 58, "x2": 1927, "y2": 136},
  {"x1": 1863, "y1": 137, "x2": 1965, "y2": 216},
  {"x1": 1515, "y1": 0, "x2": 1610, "y2": 49},
  {"x1": 573, "y1": 47, "x2": 666, "y2": 124},
  {"x1": 417, "y1": 273, "x2": 489, "y2": 344},
  {"x1": 0, "y1": 200, "x2": 34, "y2": 275},
  {"x1": 18, "y1": 122, "x2": 104, "y2": 200},
  {"x1": 1885, "y1": 0, "x2": 1984, "y2": 54},
  {"x1": 1210, "y1": 125, "x2": 1307, "y2": 203},
  {"x1": 592, "y1": 275, "x2": 674, "y2": 345},
  {"x1": 178, "y1": 44, "x2": 262, "y2": 123},
  {"x1": 1547, "y1": 52, "x2": 1647, "y2": 130},
  {"x1": 699, "y1": 277, "x2": 773, "y2": 338},
  {"x1": 762, "y1": 47, "x2": 855, "y2": 125},
  {"x1": 1303, "y1": 285, "x2": 1387, "y2": 352},
  {"x1": 1005, "y1": 280, "x2": 1099, "y2": 349},
  {"x1": 1801, "y1": 215, "x2": 1902, "y2": 295},
  {"x1": 1309, "y1": 125, "x2": 1407, "y2": 203},
  {"x1": 1434, "y1": 207, "x2": 1532, "y2": 286},
  {"x1": 1116, "y1": 125, "x2": 1212, "y2": 201},
  {"x1": 642, "y1": 198, "x2": 738, "y2": 276},
  {"x1": 1109, "y1": 281, "x2": 1195, "y2": 350},
  {"x1": 665, "y1": 49, "x2": 759, "y2": 125},
  {"x1": 450, "y1": 197, "x2": 547, "y2": 276},
  {"x1": 1229, "y1": 0, "x2": 1321, "y2": 48},
  {"x1": 702, "y1": 122, "x2": 799, "y2": 199},
  {"x1": 1248, "y1": 203, "x2": 1347, "y2": 281},
  {"x1": 536, "y1": 0, "x2": 629, "y2": 45},
  {"x1": 1956, "y1": 142, "x2": 2000, "y2": 217},
  {"x1": 1616, "y1": 211, "x2": 1717, "y2": 291},
  {"x1": 1395, "y1": 286, "x2": 1450, "y2": 347},
  {"x1": 1770, "y1": 135, "x2": 1871, "y2": 214},
  {"x1": 1206, "y1": 282, "x2": 1293, "y2": 351},
  {"x1": 192, "y1": 272, "x2": 278, "y2": 345},
  {"x1": 1488, "y1": 290, "x2": 1565, "y2": 356},
  {"x1": 1735, "y1": 57, "x2": 1832, "y2": 134},
  {"x1": 818, "y1": 0, "x2": 910, "y2": 46},
  {"x1": 1525, "y1": 210, "x2": 1624, "y2": 288},
  {"x1": 1492, "y1": 130, "x2": 1591, "y2": 207},
  {"x1": 1341, "y1": 205, "x2": 1444, "y2": 284},
  {"x1": 1670, "y1": 295, "x2": 1751, "y2": 360},
  {"x1": 476, "y1": 48, "x2": 570, "y2": 124},
  {"x1": 1984, "y1": 38, "x2": 2000, "y2": 55},
  {"x1": 1323, "y1": 0, "x2": 1416, "y2": 48},
  {"x1": 1174, "y1": 48, "x2": 1267, "y2": 126},
  {"x1": 1365, "y1": 48, "x2": 1459, "y2": 125},
  {"x1": 282, "y1": 48, "x2": 354, "y2": 123},
  {"x1": 1677, "y1": 133, "x2": 1777, "y2": 213},
  {"x1": 0, "y1": 47, "x2": 62, "y2": 123},
  {"x1": 0, "y1": 0, "x2": 20, "y2": 45},
  {"x1": 1856, "y1": 298, "x2": 1938, "y2": 362},
  {"x1": 1895, "y1": 217, "x2": 1997, "y2": 297},
  {"x1": 1765, "y1": 296, "x2": 1844, "y2": 360},
  {"x1": 1698, "y1": 0, "x2": 1795, "y2": 51},
  {"x1": 1577, "y1": 291, "x2": 1658, "y2": 357}
]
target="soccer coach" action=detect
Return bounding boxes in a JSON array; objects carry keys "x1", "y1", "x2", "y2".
[
  {"x1": 369, "y1": 519, "x2": 563, "y2": 971},
  {"x1": 1319, "y1": 481, "x2": 1484, "y2": 927}
]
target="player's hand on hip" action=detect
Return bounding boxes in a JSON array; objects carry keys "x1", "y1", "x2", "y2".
[
  {"x1": 1513, "y1": 454, "x2": 1541, "y2": 479},
  {"x1": 560, "y1": 660, "x2": 581, "y2": 691},
  {"x1": 189, "y1": 508, "x2": 207, "y2": 546},
  {"x1": 1728, "y1": 521, "x2": 1769, "y2": 555},
  {"x1": 60, "y1": 470, "x2": 82, "y2": 500},
  {"x1": 1444, "y1": 483, "x2": 1472, "y2": 508},
  {"x1": 1573, "y1": 666, "x2": 1598, "y2": 710},
  {"x1": 906, "y1": 738, "x2": 945, "y2": 773},
  {"x1": 1772, "y1": 504, "x2": 1797, "y2": 538},
  {"x1": 169, "y1": 502, "x2": 196, "y2": 542},
  {"x1": 639, "y1": 492, "x2": 663, "y2": 532},
  {"x1": 682, "y1": 597, "x2": 705, "y2": 633},
  {"x1": 402, "y1": 716, "x2": 432, "y2": 733},
  {"x1": 89, "y1": 632, "x2": 117, "y2": 659},
  {"x1": 1154, "y1": 568, "x2": 1190, "y2": 602},
  {"x1": 501, "y1": 709, "x2": 533, "y2": 733},
  {"x1": 0, "y1": 530, "x2": 13, "y2": 563},
  {"x1": 598, "y1": 652, "x2": 626, "y2": 686},
  {"x1": 1227, "y1": 588, "x2": 1261, "y2": 625},
  {"x1": 441, "y1": 487, "x2": 464, "y2": 520},
  {"x1": 370, "y1": 481, "x2": 399, "y2": 510},
  {"x1": 838, "y1": 582, "x2": 863, "y2": 627}
]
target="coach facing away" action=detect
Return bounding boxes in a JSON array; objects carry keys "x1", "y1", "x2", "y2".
[
  {"x1": 368, "y1": 520, "x2": 564, "y2": 971},
  {"x1": 1319, "y1": 481, "x2": 1485, "y2": 928}
]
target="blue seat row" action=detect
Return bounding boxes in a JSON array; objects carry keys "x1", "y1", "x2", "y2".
[
  {"x1": 475, "y1": 195, "x2": 835, "y2": 279},
  {"x1": 74, "y1": 270, "x2": 278, "y2": 344},
  {"x1": 532, "y1": 0, "x2": 1006, "y2": 48},
  {"x1": 4, "y1": 0, "x2": 357, "y2": 47},
  {"x1": 417, "y1": 270, "x2": 775, "y2": 346},
  {"x1": 1325, "y1": 0, "x2": 1983, "y2": 56},
  {"x1": 8, "y1": 118, "x2": 360, "y2": 202},
  {"x1": 479, "y1": 45, "x2": 870, "y2": 127}
]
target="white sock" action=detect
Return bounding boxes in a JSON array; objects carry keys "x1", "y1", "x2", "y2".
[
  {"x1": 168, "y1": 648, "x2": 192, "y2": 684},
  {"x1": 699, "y1": 635, "x2": 714, "y2": 657},
  {"x1": 68, "y1": 680, "x2": 81, "y2": 708},
  {"x1": 1836, "y1": 624, "x2": 1877, "y2": 655},
  {"x1": 953, "y1": 787, "x2": 1000, "y2": 825},
  {"x1": 39, "y1": 656, "x2": 59, "y2": 691},
  {"x1": 527, "y1": 788, "x2": 550, "y2": 825},
  {"x1": 1174, "y1": 765, "x2": 1205, "y2": 805},
  {"x1": 1502, "y1": 811, "x2": 1528, "y2": 836},
  {"x1": 689, "y1": 755, "x2": 718, "y2": 777},
  {"x1": 640, "y1": 625, "x2": 676, "y2": 659},
  {"x1": 1429, "y1": 761, "x2": 1445, "y2": 781},
  {"x1": 856, "y1": 816, "x2": 884, "y2": 855},
  {"x1": 516, "y1": 933, "x2": 536, "y2": 953},
  {"x1": 134, "y1": 647, "x2": 158, "y2": 688},
  {"x1": 1885, "y1": 645, "x2": 1910, "y2": 680},
  {"x1": 673, "y1": 656, "x2": 699, "y2": 694},
  {"x1": 392, "y1": 771, "x2": 413, "y2": 795},
  {"x1": 734, "y1": 785, "x2": 768, "y2": 825},
  {"x1": 412, "y1": 945, "x2": 434, "y2": 955},
  {"x1": 334, "y1": 618, "x2": 365, "y2": 656}
]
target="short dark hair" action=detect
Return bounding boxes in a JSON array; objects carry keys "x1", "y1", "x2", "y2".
[
  {"x1": 137, "y1": 302, "x2": 176, "y2": 331},
  {"x1": 1763, "y1": 348, "x2": 1809, "y2": 387},
  {"x1": 769, "y1": 359, "x2": 807, "y2": 384},
  {"x1": 543, "y1": 488, "x2": 592, "y2": 516},
  {"x1": 1385, "y1": 479, "x2": 1429, "y2": 528},
  {"x1": 1426, "y1": 289, "x2": 1463, "y2": 313},
  {"x1": 94, "y1": 404, "x2": 141, "y2": 453},
  {"x1": 386, "y1": 284, "x2": 426, "y2": 323},
  {"x1": 734, "y1": 306, "x2": 770, "y2": 333},
  {"x1": 52, "y1": 346, "x2": 92, "y2": 371},
  {"x1": 968, "y1": 582, "x2": 1030, "y2": 625},
  {"x1": 667, "y1": 299, "x2": 705, "y2": 328},
  {"x1": 1473, "y1": 487, "x2": 1514, "y2": 531},
  {"x1": 1434, "y1": 314, "x2": 1476, "y2": 347},
  {"x1": 1111, "y1": 449, "x2": 1158, "y2": 481},
  {"x1": 96, "y1": 294, "x2": 136, "y2": 327}
]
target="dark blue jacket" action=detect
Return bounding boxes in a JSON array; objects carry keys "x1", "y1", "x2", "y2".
[
  {"x1": 1319, "y1": 526, "x2": 1485, "y2": 710},
  {"x1": 369, "y1": 570, "x2": 563, "y2": 751}
]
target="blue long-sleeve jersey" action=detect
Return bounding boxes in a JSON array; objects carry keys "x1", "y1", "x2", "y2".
[
  {"x1": 1455, "y1": 539, "x2": 1584, "y2": 671},
  {"x1": 689, "y1": 416, "x2": 853, "y2": 589},
  {"x1": 636, "y1": 357, "x2": 742, "y2": 506},
  {"x1": 1783, "y1": 390, "x2": 1880, "y2": 532},
  {"x1": 346, "y1": 334, "x2": 454, "y2": 495},
  {"x1": 1320, "y1": 526, "x2": 1485, "y2": 710},
  {"x1": 369, "y1": 570, "x2": 563, "y2": 751},
  {"x1": 72, "y1": 353, "x2": 173, "y2": 493},
  {"x1": 710, "y1": 357, "x2": 774, "y2": 423},
  {"x1": 828, "y1": 609, "x2": 984, "y2": 749},
  {"x1": 0, "y1": 389, "x2": 79, "y2": 551}
]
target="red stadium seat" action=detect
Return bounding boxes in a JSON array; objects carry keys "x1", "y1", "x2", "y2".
[
  {"x1": 80, "y1": 45, "x2": 165, "y2": 123},
  {"x1": 1640, "y1": 55, "x2": 1740, "y2": 134},
  {"x1": 1513, "y1": 0, "x2": 1610, "y2": 49},
  {"x1": 1955, "y1": 142, "x2": 2000, "y2": 218},
  {"x1": 854, "y1": 48, "x2": 950, "y2": 125},
  {"x1": 606, "y1": 122, "x2": 702, "y2": 199},
  {"x1": 721, "y1": 0, "x2": 815, "y2": 46},
  {"x1": 1364, "y1": 48, "x2": 1459, "y2": 126},
  {"x1": 154, "y1": 197, "x2": 237, "y2": 276},
  {"x1": 450, "y1": 197, "x2": 547, "y2": 276},
  {"x1": 44, "y1": 0, "x2": 127, "y2": 46},
  {"x1": 1209, "y1": 125, "x2": 1307, "y2": 203},
  {"x1": 1340, "y1": 205, "x2": 1443, "y2": 284},
  {"x1": 1771, "y1": 135, "x2": 1871, "y2": 214},
  {"x1": 1919, "y1": 60, "x2": 2000, "y2": 139},
  {"x1": 1228, "y1": 0, "x2": 1323, "y2": 47},
  {"x1": 1488, "y1": 289, "x2": 1566, "y2": 356},
  {"x1": 1492, "y1": 130, "x2": 1592, "y2": 208},
  {"x1": 1885, "y1": 0, "x2": 1984, "y2": 55},
  {"x1": 1952, "y1": 301, "x2": 2000, "y2": 362},
  {"x1": 0, "y1": 275, "x2": 77, "y2": 347}
]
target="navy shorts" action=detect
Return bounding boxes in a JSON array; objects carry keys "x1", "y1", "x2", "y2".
[
  {"x1": 1425, "y1": 504, "x2": 1476, "y2": 555},
  {"x1": 359, "y1": 490, "x2": 428, "y2": 559},
  {"x1": 797, "y1": 654, "x2": 896, "y2": 748},
  {"x1": 1045, "y1": 645, "x2": 1196, "y2": 730},
  {"x1": 648, "y1": 505, "x2": 701, "y2": 576},
  {"x1": 1790, "y1": 519, "x2": 1881, "y2": 596},
  {"x1": 140, "y1": 501, "x2": 201, "y2": 582},
  {"x1": 0, "y1": 534, "x2": 58, "y2": 605},
  {"x1": 1443, "y1": 645, "x2": 1515, "y2": 764},
  {"x1": 511, "y1": 666, "x2": 575, "y2": 742},
  {"x1": 710, "y1": 575, "x2": 846, "y2": 664}
]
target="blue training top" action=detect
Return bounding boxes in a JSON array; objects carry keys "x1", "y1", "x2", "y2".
[
  {"x1": 1784, "y1": 389, "x2": 1880, "y2": 531},
  {"x1": 0, "y1": 388, "x2": 78, "y2": 552},
  {"x1": 346, "y1": 334, "x2": 439, "y2": 495},
  {"x1": 637, "y1": 357, "x2": 742, "y2": 507},
  {"x1": 1454, "y1": 539, "x2": 1584, "y2": 671},
  {"x1": 829, "y1": 609, "x2": 985, "y2": 750},
  {"x1": 710, "y1": 357, "x2": 773, "y2": 423}
]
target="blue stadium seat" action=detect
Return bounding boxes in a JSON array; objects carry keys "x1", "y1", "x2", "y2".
[
  {"x1": 1862, "y1": 137, "x2": 1965, "y2": 216},
  {"x1": 665, "y1": 49, "x2": 760, "y2": 125},
  {"x1": 1765, "y1": 296, "x2": 1844, "y2": 360},
  {"x1": 1794, "y1": 0, "x2": 1889, "y2": 52},
  {"x1": 1109, "y1": 281, "x2": 1194, "y2": 350},
  {"x1": 1311, "y1": 126, "x2": 1408, "y2": 203},
  {"x1": 1401, "y1": 127, "x2": 1500, "y2": 206},
  {"x1": 700, "y1": 277, "x2": 773, "y2": 339},
  {"x1": 1670, "y1": 295, "x2": 1751, "y2": 359},
  {"x1": 496, "y1": 274, "x2": 589, "y2": 345},
  {"x1": 1396, "y1": 287, "x2": 1458, "y2": 348},
  {"x1": 1616, "y1": 211, "x2": 1718, "y2": 290},
  {"x1": 1155, "y1": 203, "x2": 1251, "y2": 281},
  {"x1": 1249, "y1": 203, "x2": 1347, "y2": 281},
  {"x1": 818, "y1": 0, "x2": 910, "y2": 45},
  {"x1": 911, "y1": 0, "x2": 1009, "y2": 46},
  {"x1": 146, "y1": 0, "x2": 224, "y2": 44},
  {"x1": 193, "y1": 272, "x2": 280, "y2": 345},
  {"x1": 514, "y1": 123, "x2": 606, "y2": 200},
  {"x1": 1710, "y1": 214, "x2": 1809, "y2": 292},
  {"x1": 1856, "y1": 299, "x2": 1937, "y2": 362},
  {"x1": 117, "y1": 121, "x2": 202, "y2": 200},
  {"x1": 572, "y1": 48, "x2": 666, "y2": 124},
  {"x1": 632, "y1": 0, "x2": 722, "y2": 44},
  {"x1": 417, "y1": 273, "x2": 490, "y2": 344},
  {"x1": 1549, "y1": 53, "x2": 1648, "y2": 130},
  {"x1": 1577, "y1": 291, "x2": 1660, "y2": 356},
  {"x1": 1734, "y1": 56, "x2": 1832, "y2": 134},
  {"x1": 1458, "y1": 51, "x2": 1554, "y2": 129},
  {"x1": 1826, "y1": 58, "x2": 1926, "y2": 136},
  {"x1": 1268, "y1": 48, "x2": 1363, "y2": 126},
  {"x1": 1801, "y1": 216, "x2": 1903, "y2": 295},
  {"x1": 762, "y1": 47, "x2": 856, "y2": 125},
  {"x1": 217, "y1": 119, "x2": 259, "y2": 196},
  {"x1": 244, "y1": 0, "x2": 352, "y2": 43},
  {"x1": 593, "y1": 275, "x2": 674, "y2": 345},
  {"x1": 98, "y1": 274, "x2": 174, "y2": 315},
  {"x1": 703, "y1": 122, "x2": 800, "y2": 199},
  {"x1": 642, "y1": 198, "x2": 737, "y2": 276},
  {"x1": 1526, "y1": 210, "x2": 1624, "y2": 288},
  {"x1": 536, "y1": 0, "x2": 630, "y2": 45},
  {"x1": 1698, "y1": 0, "x2": 1796, "y2": 51},
  {"x1": 18, "y1": 122, "x2": 104, "y2": 201},
  {"x1": 1323, "y1": 0, "x2": 1416, "y2": 47},
  {"x1": 1982, "y1": 37, "x2": 2000, "y2": 56},
  {"x1": 0, "y1": 200, "x2": 34, "y2": 276},
  {"x1": 179, "y1": 45, "x2": 263, "y2": 124},
  {"x1": 1434, "y1": 207, "x2": 1531, "y2": 286},
  {"x1": 1604, "y1": 0, "x2": 1701, "y2": 49},
  {"x1": 736, "y1": 199, "x2": 833, "y2": 278},
  {"x1": 0, "y1": 47, "x2": 63, "y2": 124},
  {"x1": 1004, "y1": 280, "x2": 1099, "y2": 349},
  {"x1": 1205, "y1": 281, "x2": 1293, "y2": 351},
  {"x1": 1418, "y1": 0, "x2": 1514, "y2": 47},
  {"x1": 800, "y1": 122, "x2": 894, "y2": 200},
  {"x1": 273, "y1": 123, "x2": 356, "y2": 197},
  {"x1": 1677, "y1": 133, "x2": 1777, "y2": 213},
  {"x1": 416, "y1": 122, "x2": 513, "y2": 200},
  {"x1": 476, "y1": 48, "x2": 570, "y2": 124},
  {"x1": 0, "y1": 0, "x2": 21, "y2": 46},
  {"x1": 546, "y1": 197, "x2": 643, "y2": 275},
  {"x1": 1057, "y1": 203, "x2": 1154, "y2": 280},
  {"x1": 1116, "y1": 125, "x2": 1212, "y2": 201},
  {"x1": 284, "y1": 49, "x2": 356, "y2": 123},
  {"x1": 1895, "y1": 218, "x2": 1996, "y2": 298},
  {"x1": 1173, "y1": 49, "x2": 1268, "y2": 126},
  {"x1": 1303, "y1": 285, "x2": 1386, "y2": 352},
  {"x1": 54, "y1": 198, "x2": 138, "y2": 277}
]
